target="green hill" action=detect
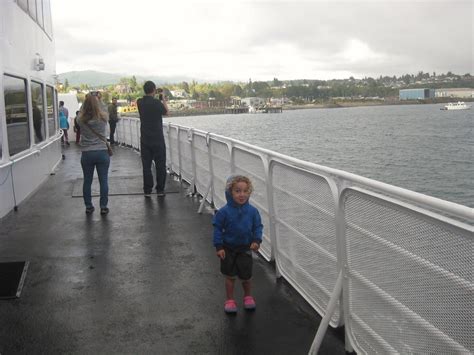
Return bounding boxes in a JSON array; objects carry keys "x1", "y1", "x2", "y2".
[
  {"x1": 57, "y1": 71, "x2": 123, "y2": 87},
  {"x1": 57, "y1": 70, "x2": 199, "y2": 87}
]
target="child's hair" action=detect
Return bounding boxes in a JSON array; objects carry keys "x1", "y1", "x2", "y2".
[{"x1": 226, "y1": 175, "x2": 253, "y2": 194}]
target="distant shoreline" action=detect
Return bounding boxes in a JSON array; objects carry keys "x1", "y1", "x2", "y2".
[
  {"x1": 122, "y1": 98, "x2": 473, "y2": 119},
  {"x1": 164, "y1": 98, "x2": 473, "y2": 117}
]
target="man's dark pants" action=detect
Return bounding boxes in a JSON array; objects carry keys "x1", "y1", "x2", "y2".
[
  {"x1": 109, "y1": 121, "x2": 117, "y2": 144},
  {"x1": 141, "y1": 141, "x2": 166, "y2": 193}
]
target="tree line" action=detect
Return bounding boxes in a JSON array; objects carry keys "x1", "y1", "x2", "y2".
[{"x1": 60, "y1": 72, "x2": 473, "y2": 104}]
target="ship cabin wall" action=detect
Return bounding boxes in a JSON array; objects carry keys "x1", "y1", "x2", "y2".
[
  {"x1": 1, "y1": 0, "x2": 57, "y2": 163},
  {"x1": 0, "y1": 0, "x2": 61, "y2": 219}
]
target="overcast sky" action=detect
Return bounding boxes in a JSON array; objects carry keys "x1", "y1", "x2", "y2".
[{"x1": 51, "y1": 0, "x2": 473, "y2": 82}]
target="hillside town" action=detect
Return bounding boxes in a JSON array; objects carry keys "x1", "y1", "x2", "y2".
[{"x1": 57, "y1": 71, "x2": 474, "y2": 115}]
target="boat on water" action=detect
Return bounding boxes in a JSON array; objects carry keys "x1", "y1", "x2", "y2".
[
  {"x1": 1, "y1": 1, "x2": 473, "y2": 354},
  {"x1": 440, "y1": 101, "x2": 471, "y2": 110}
]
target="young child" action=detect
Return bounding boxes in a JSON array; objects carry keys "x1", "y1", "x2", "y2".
[{"x1": 213, "y1": 175, "x2": 263, "y2": 313}]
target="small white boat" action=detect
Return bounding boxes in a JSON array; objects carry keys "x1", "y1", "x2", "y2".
[{"x1": 440, "y1": 101, "x2": 471, "y2": 110}]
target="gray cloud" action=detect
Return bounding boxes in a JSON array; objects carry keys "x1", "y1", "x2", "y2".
[{"x1": 51, "y1": 0, "x2": 473, "y2": 80}]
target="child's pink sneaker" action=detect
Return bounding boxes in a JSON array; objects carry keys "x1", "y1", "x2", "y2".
[
  {"x1": 243, "y1": 296, "x2": 256, "y2": 310},
  {"x1": 224, "y1": 299, "x2": 237, "y2": 313}
]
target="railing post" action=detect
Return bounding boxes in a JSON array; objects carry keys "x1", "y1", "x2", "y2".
[
  {"x1": 177, "y1": 127, "x2": 182, "y2": 179},
  {"x1": 189, "y1": 128, "x2": 197, "y2": 194},
  {"x1": 167, "y1": 124, "x2": 174, "y2": 174},
  {"x1": 308, "y1": 270, "x2": 344, "y2": 355},
  {"x1": 206, "y1": 133, "x2": 215, "y2": 208},
  {"x1": 136, "y1": 119, "x2": 140, "y2": 150},
  {"x1": 336, "y1": 182, "x2": 354, "y2": 353},
  {"x1": 197, "y1": 181, "x2": 212, "y2": 214},
  {"x1": 264, "y1": 159, "x2": 280, "y2": 273},
  {"x1": 229, "y1": 141, "x2": 235, "y2": 175},
  {"x1": 164, "y1": 124, "x2": 171, "y2": 171},
  {"x1": 116, "y1": 119, "x2": 121, "y2": 144}
]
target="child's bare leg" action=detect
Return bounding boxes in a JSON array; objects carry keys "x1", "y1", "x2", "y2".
[
  {"x1": 242, "y1": 279, "x2": 252, "y2": 297},
  {"x1": 225, "y1": 277, "x2": 235, "y2": 299}
]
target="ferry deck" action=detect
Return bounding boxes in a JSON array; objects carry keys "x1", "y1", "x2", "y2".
[{"x1": 0, "y1": 144, "x2": 347, "y2": 354}]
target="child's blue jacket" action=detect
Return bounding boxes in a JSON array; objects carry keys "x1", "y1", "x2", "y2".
[{"x1": 212, "y1": 189, "x2": 263, "y2": 251}]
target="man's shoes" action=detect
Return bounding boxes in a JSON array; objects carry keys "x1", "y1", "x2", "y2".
[
  {"x1": 156, "y1": 191, "x2": 165, "y2": 197},
  {"x1": 144, "y1": 193, "x2": 151, "y2": 198},
  {"x1": 85, "y1": 207, "x2": 95, "y2": 214},
  {"x1": 66, "y1": 141, "x2": 70, "y2": 145},
  {"x1": 100, "y1": 207, "x2": 109, "y2": 215}
]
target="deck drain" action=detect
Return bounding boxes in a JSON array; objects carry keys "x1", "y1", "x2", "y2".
[{"x1": 0, "y1": 261, "x2": 29, "y2": 299}]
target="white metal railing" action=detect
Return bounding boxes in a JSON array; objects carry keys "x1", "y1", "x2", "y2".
[{"x1": 117, "y1": 117, "x2": 473, "y2": 354}]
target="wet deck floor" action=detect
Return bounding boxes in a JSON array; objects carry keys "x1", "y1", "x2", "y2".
[{"x1": 0, "y1": 144, "x2": 347, "y2": 354}]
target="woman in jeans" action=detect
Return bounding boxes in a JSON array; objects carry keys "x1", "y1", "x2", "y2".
[{"x1": 77, "y1": 94, "x2": 110, "y2": 215}]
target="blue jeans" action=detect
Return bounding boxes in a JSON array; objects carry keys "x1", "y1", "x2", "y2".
[{"x1": 81, "y1": 150, "x2": 110, "y2": 209}]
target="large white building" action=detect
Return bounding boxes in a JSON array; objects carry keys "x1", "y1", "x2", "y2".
[{"x1": 435, "y1": 88, "x2": 473, "y2": 98}]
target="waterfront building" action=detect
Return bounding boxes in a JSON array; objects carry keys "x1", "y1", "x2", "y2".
[
  {"x1": 435, "y1": 88, "x2": 474, "y2": 98},
  {"x1": 399, "y1": 88, "x2": 435, "y2": 100},
  {"x1": 170, "y1": 89, "x2": 189, "y2": 98},
  {"x1": 241, "y1": 97, "x2": 266, "y2": 107}
]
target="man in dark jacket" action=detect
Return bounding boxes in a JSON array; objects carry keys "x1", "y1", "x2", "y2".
[
  {"x1": 137, "y1": 81, "x2": 169, "y2": 197},
  {"x1": 108, "y1": 97, "x2": 119, "y2": 144}
]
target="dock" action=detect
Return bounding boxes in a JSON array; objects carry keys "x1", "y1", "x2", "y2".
[
  {"x1": 0, "y1": 144, "x2": 346, "y2": 354},
  {"x1": 224, "y1": 106, "x2": 249, "y2": 114},
  {"x1": 224, "y1": 106, "x2": 283, "y2": 114},
  {"x1": 262, "y1": 106, "x2": 283, "y2": 113}
]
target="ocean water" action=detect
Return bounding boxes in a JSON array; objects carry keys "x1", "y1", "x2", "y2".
[{"x1": 165, "y1": 103, "x2": 473, "y2": 208}]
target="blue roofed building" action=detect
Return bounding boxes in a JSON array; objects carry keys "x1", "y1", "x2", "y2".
[{"x1": 399, "y1": 88, "x2": 435, "y2": 100}]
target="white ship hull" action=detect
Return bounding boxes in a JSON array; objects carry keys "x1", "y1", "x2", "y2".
[{"x1": 0, "y1": 0, "x2": 61, "y2": 219}]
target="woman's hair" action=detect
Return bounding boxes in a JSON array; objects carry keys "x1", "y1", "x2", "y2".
[
  {"x1": 226, "y1": 175, "x2": 253, "y2": 194},
  {"x1": 79, "y1": 94, "x2": 107, "y2": 123}
]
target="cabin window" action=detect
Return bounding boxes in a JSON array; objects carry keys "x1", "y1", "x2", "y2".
[
  {"x1": 46, "y1": 85, "x2": 56, "y2": 136},
  {"x1": 4, "y1": 75, "x2": 31, "y2": 156},
  {"x1": 31, "y1": 81, "x2": 46, "y2": 144}
]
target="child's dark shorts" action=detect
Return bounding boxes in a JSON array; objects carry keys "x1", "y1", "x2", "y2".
[{"x1": 220, "y1": 247, "x2": 253, "y2": 280}]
